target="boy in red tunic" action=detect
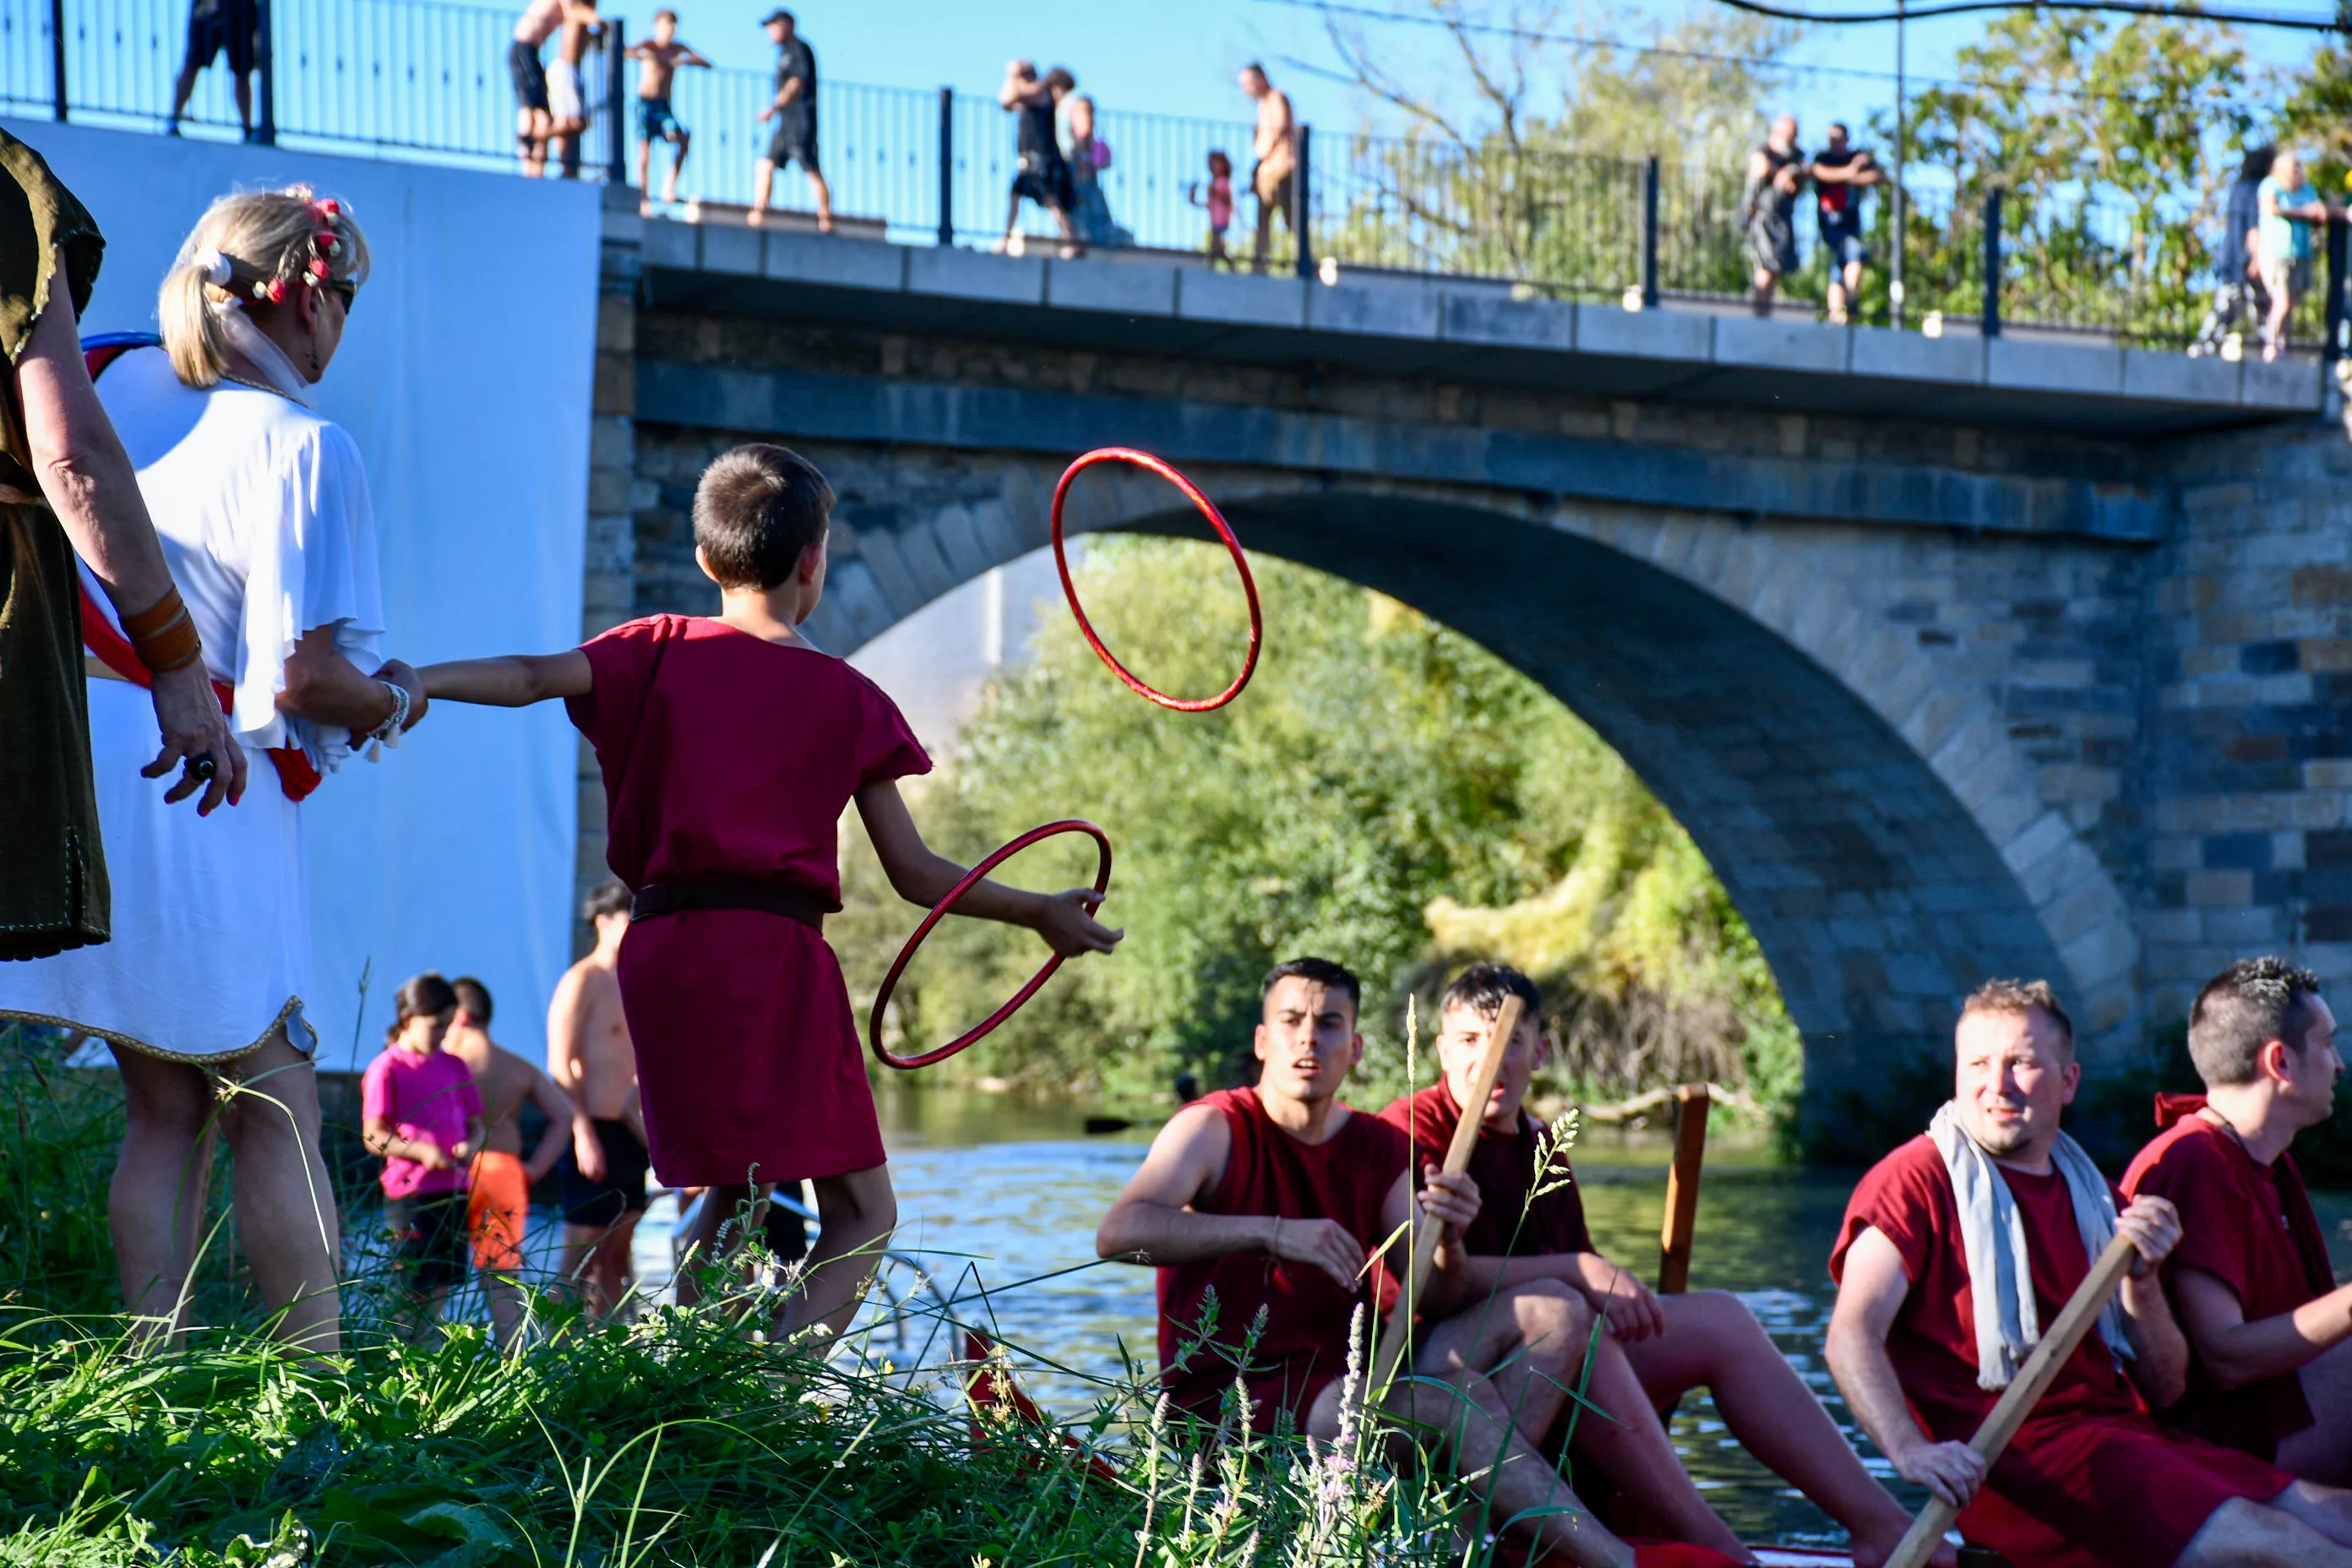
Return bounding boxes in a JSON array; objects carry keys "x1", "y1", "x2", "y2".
[
  {"x1": 1380, "y1": 965, "x2": 1934, "y2": 1568},
  {"x1": 422, "y1": 444, "x2": 1121, "y2": 1340},
  {"x1": 2123, "y1": 957, "x2": 2352, "y2": 1483},
  {"x1": 1826, "y1": 977, "x2": 2352, "y2": 1568},
  {"x1": 1098, "y1": 958, "x2": 1648, "y2": 1568}
]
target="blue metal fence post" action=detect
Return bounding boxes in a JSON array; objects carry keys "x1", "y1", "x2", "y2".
[
  {"x1": 605, "y1": 18, "x2": 627, "y2": 184},
  {"x1": 2325, "y1": 211, "x2": 2348, "y2": 374},
  {"x1": 47, "y1": 0, "x2": 66, "y2": 121},
  {"x1": 1981, "y1": 186, "x2": 2002, "y2": 340},
  {"x1": 253, "y1": 0, "x2": 275, "y2": 144},
  {"x1": 1293, "y1": 123, "x2": 1313, "y2": 279},
  {"x1": 936, "y1": 86, "x2": 954, "y2": 246},
  {"x1": 1641, "y1": 155, "x2": 1660, "y2": 309}
]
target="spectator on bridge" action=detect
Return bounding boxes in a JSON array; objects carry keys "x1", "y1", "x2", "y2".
[
  {"x1": 1743, "y1": 113, "x2": 1805, "y2": 318},
  {"x1": 628, "y1": 9, "x2": 710, "y2": 207},
  {"x1": 997, "y1": 61, "x2": 1081, "y2": 259},
  {"x1": 1810, "y1": 122, "x2": 1882, "y2": 325},
  {"x1": 753, "y1": 10, "x2": 832, "y2": 232},
  {"x1": 2191, "y1": 146, "x2": 2274, "y2": 361},
  {"x1": 545, "y1": 0, "x2": 603, "y2": 182},
  {"x1": 2258, "y1": 150, "x2": 2330, "y2": 363},
  {"x1": 1064, "y1": 95, "x2": 1130, "y2": 250},
  {"x1": 1190, "y1": 149, "x2": 1235, "y2": 268},
  {"x1": 166, "y1": 0, "x2": 260, "y2": 143},
  {"x1": 1239, "y1": 63, "x2": 1297, "y2": 274},
  {"x1": 509, "y1": 0, "x2": 560, "y2": 176}
]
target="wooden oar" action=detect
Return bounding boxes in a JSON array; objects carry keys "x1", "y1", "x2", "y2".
[
  {"x1": 1657, "y1": 1083, "x2": 1711, "y2": 1294},
  {"x1": 1883, "y1": 1228, "x2": 2141, "y2": 1568},
  {"x1": 1367, "y1": 994, "x2": 1525, "y2": 1396}
]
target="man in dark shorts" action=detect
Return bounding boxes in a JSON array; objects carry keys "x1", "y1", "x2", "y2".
[
  {"x1": 752, "y1": 9, "x2": 832, "y2": 231},
  {"x1": 509, "y1": 0, "x2": 559, "y2": 176},
  {"x1": 627, "y1": 8, "x2": 710, "y2": 205},
  {"x1": 997, "y1": 59, "x2": 1081, "y2": 258},
  {"x1": 1810, "y1": 122, "x2": 1882, "y2": 324},
  {"x1": 166, "y1": 0, "x2": 260, "y2": 142},
  {"x1": 1743, "y1": 112, "x2": 1805, "y2": 317}
]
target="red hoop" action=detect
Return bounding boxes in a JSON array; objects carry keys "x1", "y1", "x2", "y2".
[
  {"x1": 1050, "y1": 448, "x2": 1262, "y2": 712},
  {"x1": 867, "y1": 819, "x2": 1113, "y2": 1071}
]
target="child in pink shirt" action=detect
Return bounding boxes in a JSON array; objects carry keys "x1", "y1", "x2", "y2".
[
  {"x1": 362, "y1": 972, "x2": 486, "y2": 1329},
  {"x1": 1192, "y1": 149, "x2": 1234, "y2": 267},
  {"x1": 418, "y1": 443, "x2": 1122, "y2": 1344}
]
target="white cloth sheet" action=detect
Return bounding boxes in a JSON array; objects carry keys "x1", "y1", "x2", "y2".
[
  {"x1": 0, "y1": 119, "x2": 598, "y2": 1069},
  {"x1": 0, "y1": 346, "x2": 385, "y2": 1059}
]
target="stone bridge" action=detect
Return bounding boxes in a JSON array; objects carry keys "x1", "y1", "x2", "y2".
[{"x1": 580, "y1": 189, "x2": 2352, "y2": 1123}]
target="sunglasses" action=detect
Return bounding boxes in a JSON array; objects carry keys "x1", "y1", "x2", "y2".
[{"x1": 324, "y1": 278, "x2": 357, "y2": 314}]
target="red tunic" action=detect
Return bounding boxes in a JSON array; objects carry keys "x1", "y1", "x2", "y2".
[
  {"x1": 2122, "y1": 1096, "x2": 2338, "y2": 1461},
  {"x1": 1157, "y1": 1087, "x2": 1412, "y2": 1432},
  {"x1": 1831, "y1": 1135, "x2": 2289, "y2": 1568},
  {"x1": 1376, "y1": 1081, "x2": 1592, "y2": 1258},
  {"x1": 568, "y1": 615, "x2": 929, "y2": 1187}
]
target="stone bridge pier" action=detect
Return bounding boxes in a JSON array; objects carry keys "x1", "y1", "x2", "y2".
[{"x1": 577, "y1": 188, "x2": 2352, "y2": 1130}]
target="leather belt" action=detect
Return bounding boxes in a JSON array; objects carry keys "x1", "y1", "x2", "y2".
[{"x1": 629, "y1": 880, "x2": 828, "y2": 932}]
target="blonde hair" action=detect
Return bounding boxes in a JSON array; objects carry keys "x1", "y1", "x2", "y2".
[{"x1": 160, "y1": 184, "x2": 371, "y2": 389}]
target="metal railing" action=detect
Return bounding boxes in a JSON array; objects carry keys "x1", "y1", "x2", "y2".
[{"x1": 8, "y1": 0, "x2": 2344, "y2": 361}]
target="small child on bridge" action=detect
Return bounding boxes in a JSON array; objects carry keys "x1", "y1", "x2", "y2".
[{"x1": 418, "y1": 443, "x2": 1122, "y2": 1342}]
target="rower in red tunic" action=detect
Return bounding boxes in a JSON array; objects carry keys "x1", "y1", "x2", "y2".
[
  {"x1": 1826, "y1": 978, "x2": 2352, "y2": 1568},
  {"x1": 420, "y1": 443, "x2": 1122, "y2": 1341},
  {"x1": 1097, "y1": 958, "x2": 1649, "y2": 1568},
  {"x1": 2122, "y1": 957, "x2": 2352, "y2": 1483},
  {"x1": 1377, "y1": 964, "x2": 1938, "y2": 1568}
]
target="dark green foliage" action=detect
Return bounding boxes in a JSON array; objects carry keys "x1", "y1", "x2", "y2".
[{"x1": 836, "y1": 539, "x2": 1799, "y2": 1122}]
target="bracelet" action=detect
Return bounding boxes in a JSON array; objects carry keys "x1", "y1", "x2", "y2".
[
  {"x1": 364, "y1": 678, "x2": 408, "y2": 757},
  {"x1": 123, "y1": 588, "x2": 204, "y2": 675}
]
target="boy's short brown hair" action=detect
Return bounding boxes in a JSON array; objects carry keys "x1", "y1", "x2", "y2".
[{"x1": 693, "y1": 444, "x2": 834, "y2": 589}]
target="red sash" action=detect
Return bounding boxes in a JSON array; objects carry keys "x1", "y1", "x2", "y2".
[{"x1": 79, "y1": 335, "x2": 322, "y2": 803}]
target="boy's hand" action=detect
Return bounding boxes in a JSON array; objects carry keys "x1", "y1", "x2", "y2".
[
  {"x1": 1033, "y1": 888, "x2": 1121, "y2": 957},
  {"x1": 574, "y1": 1118, "x2": 607, "y2": 1181},
  {"x1": 449, "y1": 1139, "x2": 476, "y2": 1165},
  {"x1": 414, "y1": 1143, "x2": 455, "y2": 1173}
]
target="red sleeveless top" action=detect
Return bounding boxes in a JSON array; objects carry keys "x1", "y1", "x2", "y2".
[{"x1": 1157, "y1": 1086, "x2": 1412, "y2": 1432}]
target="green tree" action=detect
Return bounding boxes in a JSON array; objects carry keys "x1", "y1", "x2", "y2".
[
  {"x1": 837, "y1": 538, "x2": 1799, "y2": 1120},
  {"x1": 1887, "y1": 10, "x2": 2261, "y2": 342}
]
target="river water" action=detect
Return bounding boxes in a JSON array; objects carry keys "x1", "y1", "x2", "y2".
[{"x1": 585, "y1": 1091, "x2": 2352, "y2": 1553}]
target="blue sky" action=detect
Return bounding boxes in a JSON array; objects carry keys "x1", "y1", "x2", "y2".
[{"x1": 622, "y1": 0, "x2": 2338, "y2": 156}]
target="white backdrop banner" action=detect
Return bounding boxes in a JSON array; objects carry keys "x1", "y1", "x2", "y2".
[{"x1": 7, "y1": 119, "x2": 601, "y2": 1070}]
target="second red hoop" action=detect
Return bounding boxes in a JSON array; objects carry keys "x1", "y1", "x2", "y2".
[
  {"x1": 1050, "y1": 447, "x2": 1263, "y2": 712},
  {"x1": 867, "y1": 819, "x2": 1113, "y2": 1071}
]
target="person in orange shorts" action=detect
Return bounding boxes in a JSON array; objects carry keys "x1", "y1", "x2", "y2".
[{"x1": 445, "y1": 976, "x2": 599, "y2": 1348}]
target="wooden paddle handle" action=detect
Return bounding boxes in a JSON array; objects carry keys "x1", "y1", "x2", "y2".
[
  {"x1": 1657, "y1": 1084, "x2": 1710, "y2": 1294},
  {"x1": 1365, "y1": 994, "x2": 1526, "y2": 1395},
  {"x1": 1883, "y1": 1228, "x2": 2142, "y2": 1568}
]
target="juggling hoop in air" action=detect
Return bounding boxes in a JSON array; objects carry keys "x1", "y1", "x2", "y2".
[
  {"x1": 867, "y1": 819, "x2": 1113, "y2": 1070},
  {"x1": 1051, "y1": 447, "x2": 1262, "y2": 711}
]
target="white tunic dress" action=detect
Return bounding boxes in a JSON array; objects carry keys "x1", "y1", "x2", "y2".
[{"x1": 0, "y1": 346, "x2": 384, "y2": 1063}]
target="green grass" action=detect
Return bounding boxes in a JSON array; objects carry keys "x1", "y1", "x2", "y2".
[{"x1": 0, "y1": 1025, "x2": 1509, "y2": 1568}]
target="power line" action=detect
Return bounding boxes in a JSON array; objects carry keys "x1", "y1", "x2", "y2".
[{"x1": 1711, "y1": 0, "x2": 2337, "y2": 30}]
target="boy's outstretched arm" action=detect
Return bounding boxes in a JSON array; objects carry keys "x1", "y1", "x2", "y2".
[
  {"x1": 854, "y1": 779, "x2": 1123, "y2": 958},
  {"x1": 420, "y1": 651, "x2": 593, "y2": 707}
]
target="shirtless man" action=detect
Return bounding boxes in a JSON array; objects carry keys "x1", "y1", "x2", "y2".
[
  {"x1": 1239, "y1": 63, "x2": 1296, "y2": 273},
  {"x1": 1099, "y1": 957, "x2": 1647, "y2": 1568},
  {"x1": 445, "y1": 976, "x2": 598, "y2": 1348},
  {"x1": 545, "y1": 0, "x2": 602, "y2": 181},
  {"x1": 547, "y1": 880, "x2": 647, "y2": 1317},
  {"x1": 626, "y1": 9, "x2": 709, "y2": 204},
  {"x1": 509, "y1": 0, "x2": 560, "y2": 176}
]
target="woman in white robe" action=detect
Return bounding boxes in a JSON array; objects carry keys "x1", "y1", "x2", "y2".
[{"x1": 0, "y1": 187, "x2": 426, "y2": 1353}]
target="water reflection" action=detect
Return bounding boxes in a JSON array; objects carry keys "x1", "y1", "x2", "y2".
[{"x1": 513, "y1": 1094, "x2": 2352, "y2": 1551}]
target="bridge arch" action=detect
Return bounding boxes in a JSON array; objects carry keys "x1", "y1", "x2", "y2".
[{"x1": 790, "y1": 454, "x2": 2141, "y2": 1114}]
